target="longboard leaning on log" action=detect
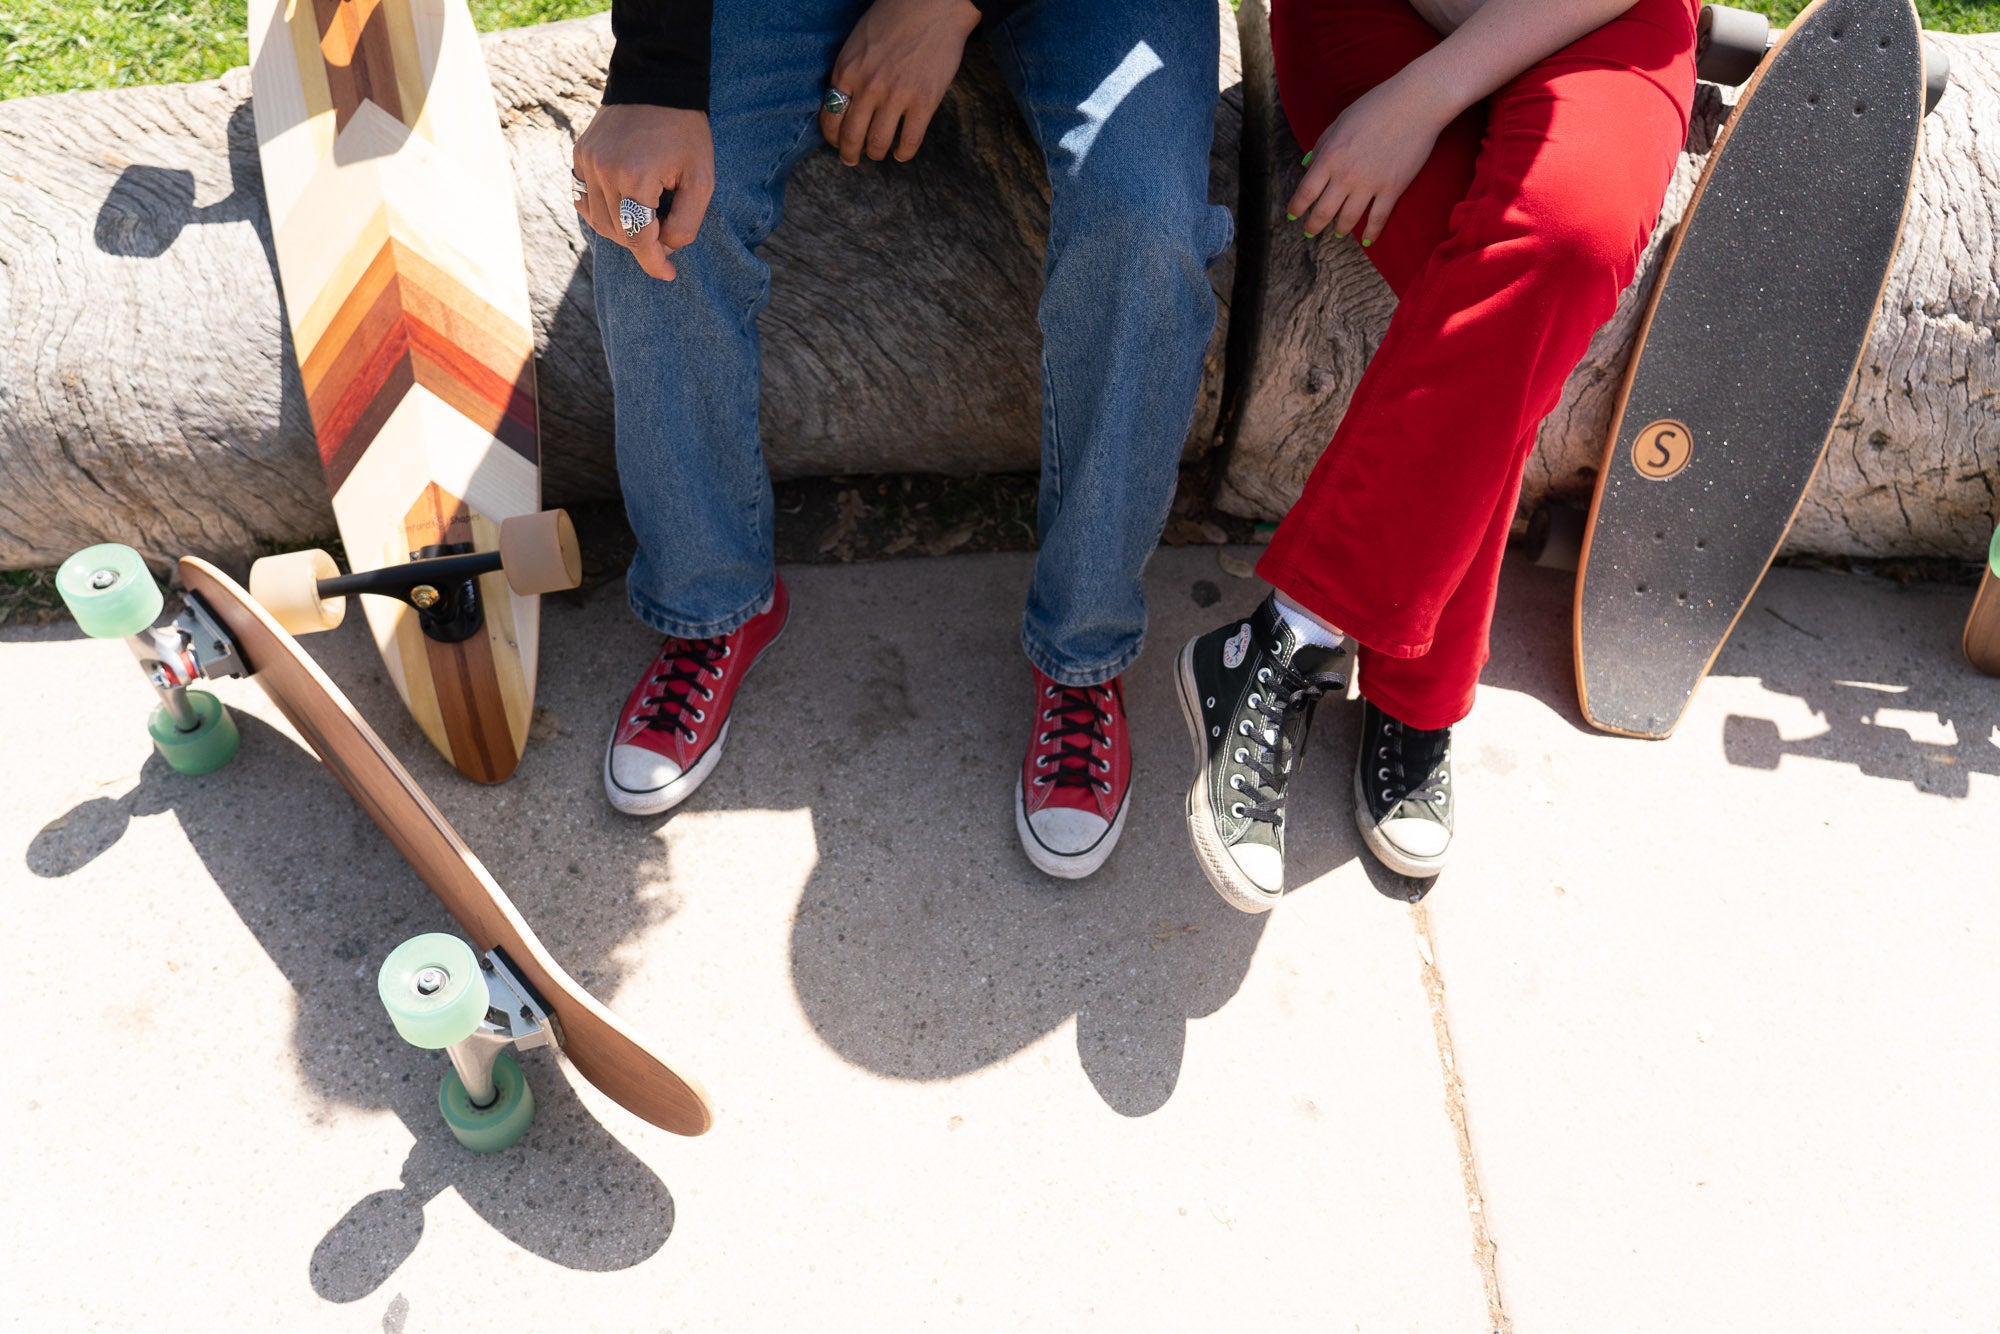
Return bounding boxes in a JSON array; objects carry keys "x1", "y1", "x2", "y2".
[
  {"x1": 1573, "y1": 0, "x2": 1936, "y2": 738},
  {"x1": 54, "y1": 544, "x2": 713, "y2": 1149},
  {"x1": 248, "y1": 0, "x2": 554, "y2": 782}
]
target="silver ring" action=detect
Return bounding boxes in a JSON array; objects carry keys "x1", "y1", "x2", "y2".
[
  {"x1": 822, "y1": 87, "x2": 850, "y2": 116},
  {"x1": 570, "y1": 171, "x2": 588, "y2": 203},
  {"x1": 619, "y1": 196, "x2": 656, "y2": 239}
]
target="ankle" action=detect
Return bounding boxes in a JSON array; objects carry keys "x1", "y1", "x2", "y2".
[{"x1": 1272, "y1": 592, "x2": 1345, "y2": 649}]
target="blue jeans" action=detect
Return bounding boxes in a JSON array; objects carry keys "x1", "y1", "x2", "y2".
[{"x1": 592, "y1": 0, "x2": 1232, "y2": 685}]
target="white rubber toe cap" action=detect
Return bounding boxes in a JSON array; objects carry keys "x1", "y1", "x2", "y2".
[
  {"x1": 1230, "y1": 842, "x2": 1284, "y2": 893},
  {"x1": 1379, "y1": 816, "x2": 1450, "y2": 862},
  {"x1": 1016, "y1": 786, "x2": 1129, "y2": 880},
  {"x1": 1028, "y1": 807, "x2": 1110, "y2": 857},
  {"x1": 610, "y1": 743, "x2": 684, "y2": 795}
]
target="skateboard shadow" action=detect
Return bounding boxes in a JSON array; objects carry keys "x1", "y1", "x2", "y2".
[
  {"x1": 24, "y1": 716, "x2": 676, "y2": 1303},
  {"x1": 1712, "y1": 578, "x2": 2000, "y2": 798}
]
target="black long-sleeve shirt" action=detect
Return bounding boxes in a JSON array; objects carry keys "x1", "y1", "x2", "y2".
[{"x1": 604, "y1": 0, "x2": 1027, "y2": 111}]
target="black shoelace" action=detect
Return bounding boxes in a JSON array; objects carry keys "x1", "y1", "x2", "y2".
[
  {"x1": 1372, "y1": 717, "x2": 1450, "y2": 811},
  {"x1": 637, "y1": 638, "x2": 730, "y2": 742},
  {"x1": 1237, "y1": 660, "x2": 1326, "y2": 826},
  {"x1": 1036, "y1": 684, "x2": 1114, "y2": 795}
]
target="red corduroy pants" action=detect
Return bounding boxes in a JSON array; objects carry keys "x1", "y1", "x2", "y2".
[{"x1": 1257, "y1": 0, "x2": 1699, "y2": 729}]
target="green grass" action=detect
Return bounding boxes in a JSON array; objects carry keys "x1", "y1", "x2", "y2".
[
  {"x1": 1736, "y1": 0, "x2": 1999, "y2": 29},
  {"x1": 0, "y1": 0, "x2": 611, "y2": 101},
  {"x1": 3, "y1": 0, "x2": 1992, "y2": 100}
]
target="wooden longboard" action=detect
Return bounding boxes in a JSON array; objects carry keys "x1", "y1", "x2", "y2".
[
  {"x1": 181, "y1": 557, "x2": 713, "y2": 1137},
  {"x1": 249, "y1": 0, "x2": 542, "y2": 783},
  {"x1": 1574, "y1": 0, "x2": 1926, "y2": 739},
  {"x1": 1967, "y1": 528, "x2": 2000, "y2": 675}
]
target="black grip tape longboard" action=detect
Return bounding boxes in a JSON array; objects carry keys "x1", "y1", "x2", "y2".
[{"x1": 1575, "y1": 0, "x2": 1925, "y2": 738}]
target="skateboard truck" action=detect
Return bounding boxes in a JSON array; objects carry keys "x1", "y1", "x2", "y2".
[
  {"x1": 434, "y1": 947, "x2": 561, "y2": 1110},
  {"x1": 379, "y1": 933, "x2": 560, "y2": 1151},
  {"x1": 122, "y1": 590, "x2": 246, "y2": 730},
  {"x1": 53, "y1": 545, "x2": 248, "y2": 775},
  {"x1": 246, "y1": 509, "x2": 583, "y2": 646},
  {"x1": 313, "y1": 542, "x2": 498, "y2": 644}
]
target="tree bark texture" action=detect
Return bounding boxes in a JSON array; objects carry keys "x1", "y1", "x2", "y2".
[
  {"x1": 3, "y1": 5, "x2": 1995, "y2": 570},
  {"x1": 1218, "y1": 1, "x2": 2000, "y2": 560},
  {"x1": 0, "y1": 8, "x2": 1242, "y2": 569}
]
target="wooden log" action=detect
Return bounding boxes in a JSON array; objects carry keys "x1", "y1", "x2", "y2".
[
  {"x1": 1219, "y1": 1, "x2": 2000, "y2": 561},
  {"x1": 0, "y1": 8, "x2": 1242, "y2": 570}
]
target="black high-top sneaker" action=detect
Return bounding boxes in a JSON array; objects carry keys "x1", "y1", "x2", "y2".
[
  {"x1": 1177, "y1": 595, "x2": 1354, "y2": 913},
  {"x1": 1354, "y1": 698, "x2": 1454, "y2": 877}
]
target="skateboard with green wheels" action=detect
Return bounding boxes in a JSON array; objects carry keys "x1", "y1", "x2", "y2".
[{"x1": 57, "y1": 547, "x2": 713, "y2": 1151}]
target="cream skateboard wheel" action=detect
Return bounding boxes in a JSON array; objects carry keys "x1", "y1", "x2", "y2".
[
  {"x1": 498, "y1": 510, "x2": 582, "y2": 597},
  {"x1": 248, "y1": 549, "x2": 345, "y2": 636}
]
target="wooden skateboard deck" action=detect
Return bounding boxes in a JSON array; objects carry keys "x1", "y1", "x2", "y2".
[
  {"x1": 248, "y1": 0, "x2": 542, "y2": 783},
  {"x1": 180, "y1": 557, "x2": 713, "y2": 1137},
  {"x1": 1575, "y1": 0, "x2": 1925, "y2": 738},
  {"x1": 1967, "y1": 528, "x2": 2000, "y2": 675}
]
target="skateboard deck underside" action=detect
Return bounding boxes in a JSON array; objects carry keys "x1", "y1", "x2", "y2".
[
  {"x1": 1576, "y1": 0, "x2": 1923, "y2": 738},
  {"x1": 249, "y1": 0, "x2": 541, "y2": 782},
  {"x1": 1966, "y1": 557, "x2": 2000, "y2": 675},
  {"x1": 179, "y1": 558, "x2": 713, "y2": 1136}
]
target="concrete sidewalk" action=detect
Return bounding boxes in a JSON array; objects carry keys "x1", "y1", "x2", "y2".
[{"x1": 4, "y1": 547, "x2": 1995, "y2": 1331}]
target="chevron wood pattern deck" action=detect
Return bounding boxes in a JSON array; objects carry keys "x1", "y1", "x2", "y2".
[{"x1": 249, "y1": 0, "x2": 541, "y2": 783}]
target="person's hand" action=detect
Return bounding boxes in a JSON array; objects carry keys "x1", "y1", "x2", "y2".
[
  {"x1": 1287, "y1": 75, "x2": 1451, "y2": 247},
  {"x1": 573, "y1": 104, "x2": 715, "y2": 282},
  {"x1": 820, "y1": 0, "x2": 981, "y2": 166}
]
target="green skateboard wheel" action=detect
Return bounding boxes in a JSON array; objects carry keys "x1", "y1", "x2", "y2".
[
  {"x1": 439, "y1": 1052, "x2": 535, "y2": 1153},
  {"x1": 1988, "y1": 526, "x2": 1999, "y2": 579},
  {"x1": 378, "y1": 934, "x2": 489, "y2": 1049},
  {"x1": 147, "y1": 690, "x2": 239, "y2": 775},
  {"x1": 56, "y1": 544, "x2": 163, "y2": 639}
]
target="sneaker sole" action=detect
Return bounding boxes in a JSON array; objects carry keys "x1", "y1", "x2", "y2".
[
  {"x1": 1352, "y1": 762, "x2": 1451, "y2": 878},
  {"x1": 1176, "y1": 639, "x2": 1283, "y2": 914},
  {"x1": 602, "y1": 611, "x2": 787, "y2": 817},
  {"x1": 1014, "y1": 781, "x2": 1130, "y2": 880}
]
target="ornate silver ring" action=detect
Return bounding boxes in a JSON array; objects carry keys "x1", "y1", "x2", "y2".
[
  {"x1": 822, "y1": 88, "x2": 850, "y2": 117},
  {"x1": 619, "y1": 196, "x2": 656, "y2": 239},
  {"x1": 570, "y1": 172, "x2": 589, "y2": 205}
]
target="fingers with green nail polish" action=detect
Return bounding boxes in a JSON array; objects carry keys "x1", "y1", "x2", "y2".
[{"x1": 1302, "y1": 150, "x2": 1313, "y2": 166}]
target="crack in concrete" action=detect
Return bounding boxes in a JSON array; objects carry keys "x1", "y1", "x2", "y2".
[{"x1": 1411, "y1": 899, "x2": 1511, "y2": 1334}]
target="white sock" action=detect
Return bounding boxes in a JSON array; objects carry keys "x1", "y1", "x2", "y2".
[{"x1": 1273, "y1": 593, "x2": 1345, "y2": 649}]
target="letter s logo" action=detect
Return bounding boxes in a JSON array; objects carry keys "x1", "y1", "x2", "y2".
[{"x1": 1632, "y1": 419, "x2": 1693, "y2": 480}]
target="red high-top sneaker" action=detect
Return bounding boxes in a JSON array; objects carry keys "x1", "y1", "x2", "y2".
[
  {"x1": 1016, "y1": 666, "x2": 1131, "y2": 879},
  {"x1": 603, "y1": 578, "x2": 789, "y2": 816}
]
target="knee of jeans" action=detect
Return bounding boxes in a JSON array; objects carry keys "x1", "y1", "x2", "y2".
[{"x1": 1057, "y1": 174, "x2": 1233, "y2": 274}]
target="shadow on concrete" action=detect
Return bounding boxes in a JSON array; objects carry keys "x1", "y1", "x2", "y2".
[
  {"x1": 698, "y1": 561, "x2": 1387, "y2": 1117},
  {"x1": 1714, "y1": 600, "x2": 2000, "y2": 799},
  {"x1": 1478, "y1": 553, "x2": 1999, "y2": 797},
  {"x1": 24, "y1": 716, "x2": 676, "y2": 1302}
]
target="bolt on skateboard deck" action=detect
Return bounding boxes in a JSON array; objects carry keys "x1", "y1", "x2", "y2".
[
  {"x1": 1575, "y1": 0, "x2": 1931, "y2": 738},
  {"x1": 54, "y1": 545, "x2": 713, "y2": 1149},
  {"x1": 248, "y1": 0, "x2": 548, "y2": 783}
]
